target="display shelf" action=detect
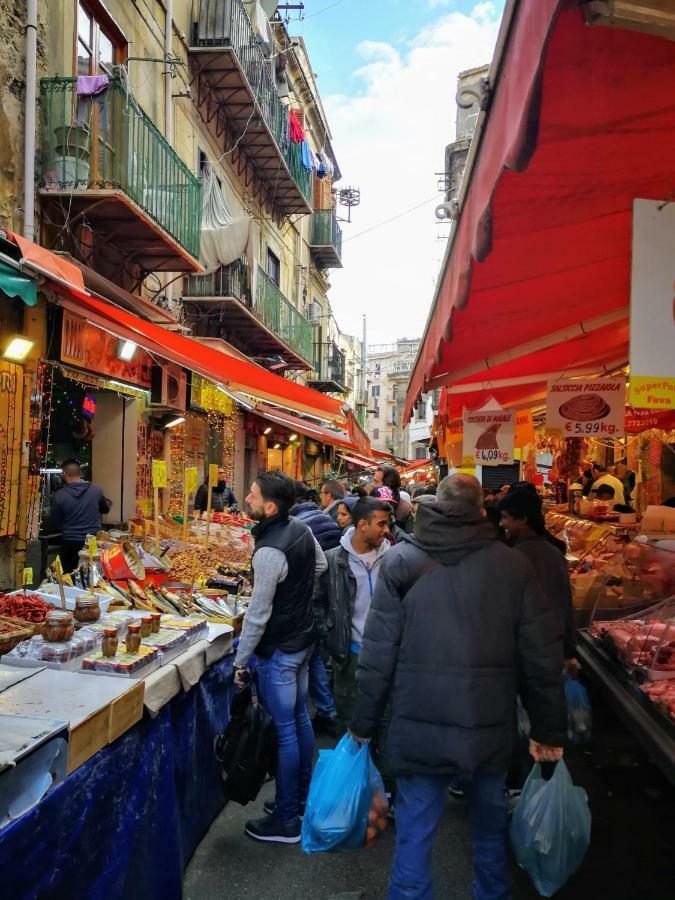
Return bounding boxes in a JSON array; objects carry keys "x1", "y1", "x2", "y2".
[{"x1": 576, "y1": 630, "x2": 675, "y2": 788}]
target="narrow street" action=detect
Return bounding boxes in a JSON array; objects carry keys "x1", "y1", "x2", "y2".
[{"x1": 185, "y1": 698, "x2": 675, "y2": 900}]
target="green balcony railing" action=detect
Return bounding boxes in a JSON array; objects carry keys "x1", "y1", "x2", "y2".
[
  {"x1": 40, "y1": 76, "x2": 202, "y2": 260},
  {"x1": 310, "y1": 210, "x2": 343, "y2": 258},
  {"x1": 256, "y1": 267, "x2": 313, "y2": 364},
  {"x1": 192, "y1": 0, "x2": 313, "y2": 206}
]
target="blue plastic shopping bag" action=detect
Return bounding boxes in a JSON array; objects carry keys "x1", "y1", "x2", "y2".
[
  {"x1": 301, "y1": 735, "x2": 381, "y2": 853},
  {"x1": 565, "y1": 677, "x2": 592, "y2": 744},
  {"x1": 510, "y1": 760, "x2": 591, "y2": 897}
]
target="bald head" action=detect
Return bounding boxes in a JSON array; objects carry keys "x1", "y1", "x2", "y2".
[{"x1": 437, "y1": 473, "x2": 484, "y2": 515}]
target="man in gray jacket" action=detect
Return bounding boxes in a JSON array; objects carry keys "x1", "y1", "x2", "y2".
[{"x1": 350, "y1": 475, "x2": 566, "y2": 900}]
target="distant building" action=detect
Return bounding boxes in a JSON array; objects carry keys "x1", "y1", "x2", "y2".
[
  {"x1": 367, "y1": 339, "x2": 420, "y2": 458},
  {"x1": 444, "y1": 64, "x2": 489, "y2": 205}
]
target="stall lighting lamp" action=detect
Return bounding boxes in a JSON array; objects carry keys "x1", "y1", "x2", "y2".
[
  {"x1": 165, "y1": 416, "x2": 185, "y2": 429},
  {"x1": 263, "y1": 427, "x2": 272, "y2": 435},
  {"x1": 3, "y1": 337, "x2": 34, "y2": 361},
  {"x1": 117, "y1": 340, "x2": 137, "y2": 362},
  {"x1": 273, "y1": 443, "x2": 281, "y2": 449},
  {"x1": 289, "y1": 433, "x2": 298, "y2": 441}
]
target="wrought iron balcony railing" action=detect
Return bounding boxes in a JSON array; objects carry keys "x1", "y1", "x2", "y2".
[
  {"x1": 40, "y1": 76, "x2": 202, "y2": 260},
  {"x1": 256, "y1": 267, "x2": 313, "y2": 364},
  {"x1": 310, "y1": 210, "x2": 343, "y2": 267}
]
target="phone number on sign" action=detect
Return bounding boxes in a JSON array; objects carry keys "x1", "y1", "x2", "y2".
[{"x1": 564, "y1": 422, "x2": 620, "y2": 435}]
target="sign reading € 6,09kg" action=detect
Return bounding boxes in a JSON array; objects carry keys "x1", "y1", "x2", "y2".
[
  {"x1": 546, "y1": 377, "x2": 626, "y2": 437},
  {"x1": 463, "y1": 406, "x2": 515, "y2": 466}
]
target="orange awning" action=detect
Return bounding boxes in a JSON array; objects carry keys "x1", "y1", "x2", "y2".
[{"x1": 6, "y1": 232, "x2": 347, "y2": 424}]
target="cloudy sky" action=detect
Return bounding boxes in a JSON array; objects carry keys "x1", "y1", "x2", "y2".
[{"x1": 294, "y1": 0, "x2": 505, "y2": 345}]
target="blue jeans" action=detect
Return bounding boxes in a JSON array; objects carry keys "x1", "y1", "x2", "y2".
[
  {"x1": 256, "y1": 645, "x2": 315, "y2": 824},
  {"x1": 308, "y1": 644, "x2": 336, "y2": 717},
  {"x1": 389, "y1": 772, "x2": 510, "y2": 900}
]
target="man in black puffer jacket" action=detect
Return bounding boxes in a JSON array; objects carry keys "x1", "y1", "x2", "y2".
[
  {"x1": 350, "y1": 474, "x2": 566, "y2": 900},
  {"x1": 290, "y1": 481, "x2": 341, "y2": 551}
]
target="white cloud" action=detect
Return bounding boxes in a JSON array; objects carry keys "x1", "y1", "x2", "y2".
[{"x1": 324, "y1": 3, "x2": 502, "y2": 344}]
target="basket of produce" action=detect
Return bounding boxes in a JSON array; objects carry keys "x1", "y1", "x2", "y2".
[
  {"x1": 0, "y1": 616, "x2": 34, "y2": 654},
  {"x1": 0, "y1": 592, "x2": 54, "y2": 627}
]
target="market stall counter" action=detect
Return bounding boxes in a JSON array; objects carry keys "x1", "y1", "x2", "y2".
[{"x1": 0, "y1": 643, "x2": 236, "y2": 900}]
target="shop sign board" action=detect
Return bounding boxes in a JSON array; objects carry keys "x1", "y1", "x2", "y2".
[
  {"x1": 624, "y1": 406, "x2": 675, "y2": 434},
  {"x1": 546, "y1": 377, "x2": 626, "y2": 437},
  {"x1": 60, "y1": 310, "x2": 152, "y2": 388},
  {"x1": 190, "y1": 375, "x2": 234, "y2": 415},
  {"x1": 629, "y1": 199, "x2": 675, "y2": 409},
  {"x1": 0, "y1": 361, "x2": 23, "y2": 537},
  {"x1": 462, "y1": 404, "x2": 515, "y2": 466},
  {"x1": 515, "y1": 409, "x2": 535, "y2": 447}
]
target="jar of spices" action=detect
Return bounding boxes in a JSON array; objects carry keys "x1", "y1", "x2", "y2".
[
  {"x1": 43, "y1": 610, "x2": 75, "y2": 642},
  {"x1": 140, "y1": 616, "x2": 152, "y2": 638},
  {"x1": 74, "y1": 596, "x2": 101, "y2": 624},
  {"x1": 101, "y1": 628, "x2": 118, "y2": 658},
  {"x1": 150, "y1": 613, "x2": 161, "y2": 634},
  {"x1": 125, "y1": 623, "x2": 141, "y2": 654}
]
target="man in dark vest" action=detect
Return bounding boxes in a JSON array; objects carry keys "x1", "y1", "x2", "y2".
[{"x1": 234, "y1": 471, "x2": 327, "y2": 844}]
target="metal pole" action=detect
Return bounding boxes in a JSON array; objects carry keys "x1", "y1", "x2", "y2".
[
  {"x1": 23, "y1": 0, "x2": 38, "y2": 240},
  {"x1": 361, "y1": 314, "x2": 367, "y2": 426}
]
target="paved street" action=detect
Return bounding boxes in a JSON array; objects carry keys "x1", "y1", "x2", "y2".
[{"x1": 184, "y1": 699, "x2": 675, "y2": 900}]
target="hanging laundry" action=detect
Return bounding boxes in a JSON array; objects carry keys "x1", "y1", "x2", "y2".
[
  {"x1": 289, "y1": 108, "x2": 305, "y2": 144},
  {"x1": 199, "y1": 165, "x2": 251, "y2": 270},
  {"x1": 76, "y1": 74, "x2": 110, "y2": 130},
  {"x1": 300, "y1": 139, "x2": 313, "y2": 171}
]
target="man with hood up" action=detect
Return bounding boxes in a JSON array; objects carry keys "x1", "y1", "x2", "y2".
[
  {"x1": 51, "y1": 460, "x2": 111, "y2": 572},
  {"x1": 349, "y1": 474, "x2": 566, "y2": 900}
]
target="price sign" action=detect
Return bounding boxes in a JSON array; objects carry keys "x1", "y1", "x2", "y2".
[
  {"x1": 208, "y1": 464, "x2": 219, "y2": 487},
  {"x1": 152, "y1": 459, "x2": 168, "y2": 488},
  {"x1": 22, "y1": 567, "x2": 33, "y2": 587},
  {"x1": 88, "y1": 537, "x2": 98, "y2": 558},
  {"x1": 546, "y1": 377, "x2": 625, "y2": 437},
  {"x1": 185, "y1": 466, "x2": 199, "y2": 493},
  {"x1": 462, "y1": 405, "x2": 515, "y2": 467},
  {"x1": 54, "y1": 556, "x2": 63, "y2": 579}
]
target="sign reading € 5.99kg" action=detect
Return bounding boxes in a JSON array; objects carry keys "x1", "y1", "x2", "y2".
[
  {"x1": 546, "y1": 377, "x2": 626, "y2": 437},
  {"x1": 628, "y1": 198, "x2": 675, "y2": 410},
  {"x1": 462, "y1": 403, "x2": 515, "y2": 466}
]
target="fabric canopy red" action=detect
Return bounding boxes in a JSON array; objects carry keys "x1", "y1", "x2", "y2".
[
  {"x1": 253, "y1": 405, "x2": 355, "y2": 450},
  {"x1": 405, "y1": 1, "x2": 675, "y2": 420},
  {"x1": 7, "y1": 230, "x2": 347, "y2": 424}
]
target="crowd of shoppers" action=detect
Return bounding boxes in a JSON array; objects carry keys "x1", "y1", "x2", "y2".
[{"x1": 232, "y1": 468, "x2": 568, "y2": 899}]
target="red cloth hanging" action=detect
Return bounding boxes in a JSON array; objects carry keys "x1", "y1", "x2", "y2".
[{"x1": 289, "y1": 108, "x2": 305, "y2": 144}]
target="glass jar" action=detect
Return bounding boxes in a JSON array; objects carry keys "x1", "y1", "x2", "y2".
[
  {"x1": 140, "y1": 616, "x2": 152, "y2": 638},
  {"x1": 150, "y1": 613, "x2": 161, "y2": 634},
  {"x1": 101, "y1": 628, "x2": 118, "y2": 658},
  {"x1": 125, "y1": 623, "x2": 141, "y2": 654},
  {"x1": 43, "y1": 610, "x2": 75, "y2": 642},
  {"x1": 74, "y1": 596, "x2": 101, "y2": 624}
]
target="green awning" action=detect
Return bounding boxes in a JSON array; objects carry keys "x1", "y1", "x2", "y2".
[{"x1": 0, "y1": 261, "x2": 37, "y2": 306}]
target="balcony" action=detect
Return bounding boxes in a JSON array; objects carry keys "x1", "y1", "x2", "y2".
[
  {"x1": 310, "y1": 210, "x2": 343, "y2": 269},
  {"x1": 189, "y1": 0, "x2": 313, "y2": 215},
  {"x1": 39, "y1": 77, "x2": 202, "y2": 273},
  {"x1": 183, "y1": 260, "x2": 314, "y2": 369},
  {"x1": 308, "y1": 341, "x2": 347, "y2": 393}
]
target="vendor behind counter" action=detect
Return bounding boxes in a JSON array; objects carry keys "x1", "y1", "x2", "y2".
[{"x1": 193, "y1": 467, "x2": 237, "y2": 516}]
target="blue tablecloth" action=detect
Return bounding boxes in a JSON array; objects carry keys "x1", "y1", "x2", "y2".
[{"x1": 0, "y1": 655, "x2": 235, "y2": 900}]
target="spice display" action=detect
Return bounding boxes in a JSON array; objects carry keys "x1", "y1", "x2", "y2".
[
  {"x1": 0, "y1": 592, "x2": 53, "y2": 623},
  {"x1": 125, "y1": 624, "x2": 141, "y2": 654},
  {"x1": 166, "y1": 542, "x2": 252, "y2": 582},
  {"x1": 43, "y1": 610, "x2": 75, "y2": 642},
  {"x1": 101, "y1": 628, "x2": 119, "y2": 658}
]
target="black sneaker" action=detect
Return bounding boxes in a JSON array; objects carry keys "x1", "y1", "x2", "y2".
[
  {"x1": 263, "y1": 798, "x2": 305, "y2": 818},
  {"x1": 245, "y1": 812, "x2": 301, "y2": 844},
  {"x1": 313, "y1": 715, "x2": 338, "y2": 737}
]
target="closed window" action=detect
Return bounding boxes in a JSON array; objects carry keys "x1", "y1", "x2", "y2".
[
  {"x1": 77, "y1": 1, "x2": 126, "y2": 76},
  {"x1": 371, "y1": 385, "x2": 380, "y2": 397},
  {"x1": 266, "y1": 249, "x2": 281, "y2": 286},
  {"x1": 373, "y1": 428, "x2": 379, "y2": 440},
  {"x1": 415, "y1": 446, "x2": 427, "y2": 459}
]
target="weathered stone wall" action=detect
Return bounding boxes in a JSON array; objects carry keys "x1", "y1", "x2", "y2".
[{"x1": 0, "y1": 0, "x2": 47, "y2": 236}]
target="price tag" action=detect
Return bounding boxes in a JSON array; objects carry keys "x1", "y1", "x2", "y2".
[
  {"x1": 54, "y1": 556, "x2": 63, "y2": 579},
  {"x1": 208, "y1": 464, "x2": 219, "y2": 487},
  {"x1": 63, "y1": 574, "x2": 74, "y2": 587},
  {"x1": 185, "y1": 466, "x2": 199, "y2": 493},
  {"x1": 22, "y1": 567, "x2": 33, "y2": 587},
  {"x1": 152, "y1": 459, "x2": 168, "y2": 488},
  {"x1": 88, "y1": 537, "x2": 98, "y2": 558}
]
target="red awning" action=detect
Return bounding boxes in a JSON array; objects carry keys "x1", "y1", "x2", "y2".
[
  {"x1": 253, "y1": 405, "x2": 355, "y2": 450},
  {"x1": 401, "y1": 459, "x2": 433, "y2": 476},
  {"x1": 338, "y1": 453, "x2": 377, "y2": 469},
  {"x1": 405, "y1": 1, "x2": 675, "y2": 420}
]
